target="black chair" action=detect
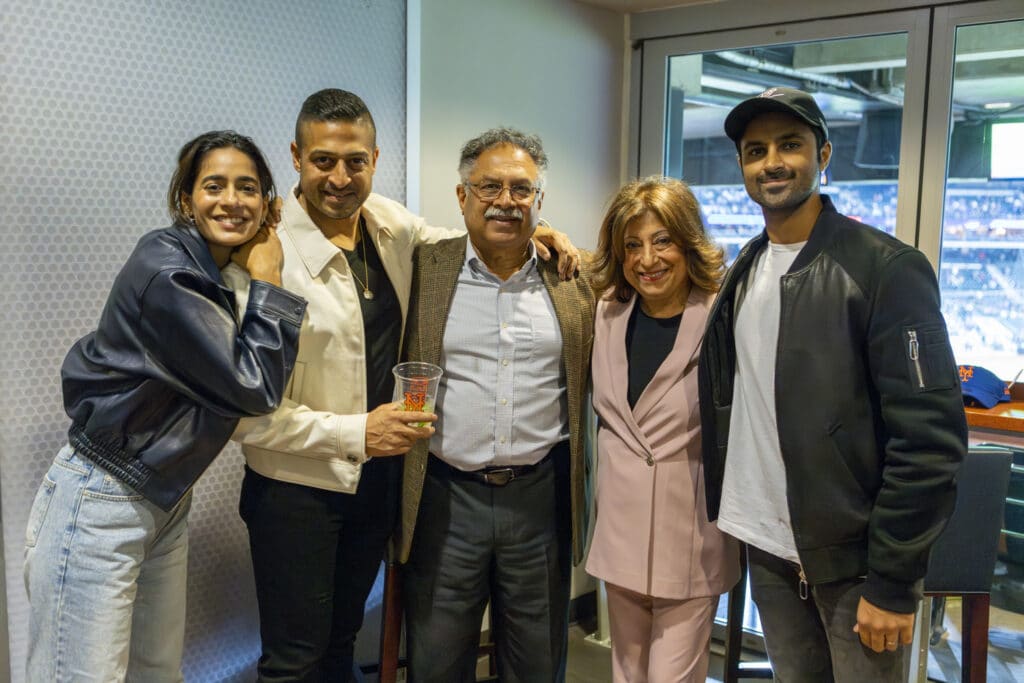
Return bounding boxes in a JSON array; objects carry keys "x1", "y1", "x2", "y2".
[
  {"x1": 922, "y1": 445, "x2": 1013, "y2": 683},
  {"x1": 722, "y1": 446, "x2": 1012, "y2": 683}
]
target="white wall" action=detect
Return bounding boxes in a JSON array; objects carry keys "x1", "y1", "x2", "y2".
[
  {"x1": 411, "y1": 0, "x2": 626, "y2": 600},
  {"x1": 0, "y1": 2, "x2": 408, "y2": 680},
  {"x1": 413, "y1": 0, "x2": 626, "y2": 250}
]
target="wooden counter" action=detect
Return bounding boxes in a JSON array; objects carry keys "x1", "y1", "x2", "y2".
[{"x1": 966, "y1": 401, "x2": 1024, "y2": 433}]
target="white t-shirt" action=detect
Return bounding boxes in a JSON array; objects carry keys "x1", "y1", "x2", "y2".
[{"x1": 717, "y1": 240, "x2": 805, "y2": 563}]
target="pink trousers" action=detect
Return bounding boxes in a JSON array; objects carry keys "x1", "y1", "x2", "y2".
[{"x1": 605, "y1": 582, "x2": 718, "y2": 683}]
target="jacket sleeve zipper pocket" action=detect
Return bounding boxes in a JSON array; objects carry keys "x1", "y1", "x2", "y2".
[{"x1": 907, "y1": 329, "x2": 925, "y2": 389}]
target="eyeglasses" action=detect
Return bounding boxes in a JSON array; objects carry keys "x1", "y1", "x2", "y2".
[{"x1": 464, "y1": 181, "x2": 541, "y2": 203}]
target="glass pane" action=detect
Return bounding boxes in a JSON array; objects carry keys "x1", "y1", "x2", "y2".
[
  {"x1": 665, "y1": 34, "x2": 909, "y2": 262},
  {"x1": 934, "y1": 17, "x2": 1024, "y2": 683},
  {"x1": 664, "y1": 33, "x2": 910, "y2": 640},
  {"x1": 939, "y1": 19, "x2": 1024, "y2": 381}
]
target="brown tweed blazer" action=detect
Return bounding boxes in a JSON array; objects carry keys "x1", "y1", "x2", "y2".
[{"x1": 397, "y1": 236, "x2": 595, "y2": 565}]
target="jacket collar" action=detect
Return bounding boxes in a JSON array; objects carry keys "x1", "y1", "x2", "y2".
[
  {"x1": 788, "y1": 193, "x2": 838, "y2": 272},
  {"x1": 175, "y1": 222, "x2": 227, "y2": 285},
  {"x1": 280, "y1": 186, "x2": 397, "y2": 279},
  {"x1": 605, "y1": 288, "x2": 712, "y2": 429},
  {"x1": 464, "y1": 238, "x2": 538, "y2": 281},
  {"x1": 730, "y1": 193, "x2": 839, "y2": 281},
  {"x1": 173, "y1": 222, "x2": 235, "y2": 305}
]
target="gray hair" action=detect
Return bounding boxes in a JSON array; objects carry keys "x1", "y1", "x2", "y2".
[{"x1": 458, "y1": 127, "x2": 548, "y2": 188}]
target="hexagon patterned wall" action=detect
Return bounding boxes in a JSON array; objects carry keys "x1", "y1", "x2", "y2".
[{"x1": 0, "y1": 1, "x2": 406, "y2": 680}]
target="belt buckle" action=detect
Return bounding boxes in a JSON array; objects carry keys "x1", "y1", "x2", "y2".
[{"x1": 482, "y1": 468, "x2": 514, "y2": 486}]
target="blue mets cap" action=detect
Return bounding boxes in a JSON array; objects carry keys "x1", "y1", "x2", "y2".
[{"x1": 959, "y1": 365, "x2": 1011, "y2": 409}]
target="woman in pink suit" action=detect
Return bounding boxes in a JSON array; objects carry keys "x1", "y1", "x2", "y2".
[{"x1": 586, "y1": 176, "x2": 740, "y2": 682}]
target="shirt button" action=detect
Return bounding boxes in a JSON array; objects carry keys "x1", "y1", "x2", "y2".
[
  {"x1": 501, "y1": 322, "x2": 508, "y2": 329},
  {"x1": 502, "y1": 359, "x2": 509, "y2": 366},
  {"x1": 293, "y1": 305, "x2": 304, "y2": 315},
  {"x1": 501, "y1": 398, "x2": 507, "y2": 405},
  {"x1": 646, "y1": 455, "x2": 654, "y2": 466},
  {"x1": 500, "y1": 436, "x2": 507, "y2": 444}
]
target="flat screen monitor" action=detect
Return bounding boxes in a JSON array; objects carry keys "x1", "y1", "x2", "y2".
[{"x1": 990, "y1": 120, "x2": 1024, "y2": 179}]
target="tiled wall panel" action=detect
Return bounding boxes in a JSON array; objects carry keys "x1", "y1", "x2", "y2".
[{"x1": 0, "y1": 1, "x2": 406, "y2": 680}]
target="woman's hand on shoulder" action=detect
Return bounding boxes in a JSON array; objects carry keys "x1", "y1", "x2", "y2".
[{"x1": 232, "y1": 199, "x2": 284, "y2": 286}]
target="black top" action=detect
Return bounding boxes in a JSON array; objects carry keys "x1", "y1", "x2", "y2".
[
  {"x1": 625, "y1": 302, "x2": 681, "y2": 409},
  {"x1": 344, "y1": 217, "x2": 401, "y2": 410}
]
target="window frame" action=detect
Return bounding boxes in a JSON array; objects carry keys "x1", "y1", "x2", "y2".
[{"x1": 635, "y1": 9, "x2": 931, "y2": 253}]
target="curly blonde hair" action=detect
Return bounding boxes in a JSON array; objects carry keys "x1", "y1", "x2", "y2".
[{"x1": 592, "y1": 176, "x2": 725, "y2": 301}]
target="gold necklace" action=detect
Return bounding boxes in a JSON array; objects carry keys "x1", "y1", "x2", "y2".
[{"x1": 349, "y1": 223, "x2": 374, "y2": 300}]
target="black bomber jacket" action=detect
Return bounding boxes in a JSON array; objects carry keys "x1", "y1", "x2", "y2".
[
  {"x1": 62, "y1": 223, "x2": 306, "y2": 510},
  {"x1": 698, "y1": 195, "x2": 967, "y2": 613}
]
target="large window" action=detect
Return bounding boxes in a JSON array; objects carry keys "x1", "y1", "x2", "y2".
[
  {"x1": 636, "y1": 3, "x2": 1024, "y2": 679},
  {"x1": 639, "y1": 5, "x2": 1024, "y2": 379},
  {"x1": 661, "y1": 34, "x2": 911, "y2": 261},
  {"x1": 935, "y1": 18, "x2": 1024, "y2": 378}
]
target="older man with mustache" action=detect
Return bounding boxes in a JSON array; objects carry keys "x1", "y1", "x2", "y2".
[{"x1": 397, "y1": 127, "x2": 595, "y2": 683}]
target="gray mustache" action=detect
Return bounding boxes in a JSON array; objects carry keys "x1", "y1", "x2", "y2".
[{"x1": 484, "y1": 207, "x2": 523, "y2": 220}]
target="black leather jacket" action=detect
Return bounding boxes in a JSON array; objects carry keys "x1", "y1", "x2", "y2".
[
  {"x1": 62, "y1": 224, "x2": 306, "y2": 510},
  {"x1": 699, "y1": 196, "x2": 966, "y2": 613}
]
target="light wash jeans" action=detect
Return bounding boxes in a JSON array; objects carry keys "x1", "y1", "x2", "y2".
[{"x1": 24, "y1": 445, "x2": 190, "y2": 682}]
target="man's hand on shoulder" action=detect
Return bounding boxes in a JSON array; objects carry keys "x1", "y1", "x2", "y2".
[
  {"x1": 365, "y1": 402, "x2": 437, "y2": 457},
  {"x1": 853, "y1": 596, "x2": 915, "y2": 653},
  {"x1": 533, "y1": 220, "x2": 581, "y2": 281}
]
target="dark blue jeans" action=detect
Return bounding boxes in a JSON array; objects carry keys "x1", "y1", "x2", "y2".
[
  {"x1": 747, "y1": 545, "x2": 911, "y2": 683},
  {"x1": 240, "y1": 459, "x2": 400, "y2": 683}
]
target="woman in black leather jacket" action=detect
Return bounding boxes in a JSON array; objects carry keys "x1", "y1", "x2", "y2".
[{"x1": 24, "y1": 131, "x2": 307, "y2": 682}]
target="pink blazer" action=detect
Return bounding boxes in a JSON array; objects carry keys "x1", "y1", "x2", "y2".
[{"x1": 585, "y1": 288, "x2": 739, "y2": 599}]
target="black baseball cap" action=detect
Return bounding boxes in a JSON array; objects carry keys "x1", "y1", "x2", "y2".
[{"x1": 724, "y1": 87, "x2": 829, "y2": 144}]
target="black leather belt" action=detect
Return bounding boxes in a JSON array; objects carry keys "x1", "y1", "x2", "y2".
[{"x1": 429, "y1": 449, "x2": 558, "y2": 487}]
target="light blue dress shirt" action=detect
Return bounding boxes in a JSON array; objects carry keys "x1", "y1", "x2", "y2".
[{"x1": 429, "y1": 241, "x2": 569, "y2": 470}]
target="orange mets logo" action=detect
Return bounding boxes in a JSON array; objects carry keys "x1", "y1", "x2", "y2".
[
  {"x1": 958, "y1": 365, "x2": 974, "y2": 383},
  {"x1": 403, "y1": 377, "x2": 430, "y2": 411}
]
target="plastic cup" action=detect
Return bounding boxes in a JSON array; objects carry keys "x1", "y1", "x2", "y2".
[{"x1": 392, "y1": 362, "x2": 443, "y2": 426}]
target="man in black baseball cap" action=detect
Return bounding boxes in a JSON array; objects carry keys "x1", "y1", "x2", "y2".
[
  {"x1": 698, "y1": 87, "x2": 966, "y2": 681},
  {"x1": 724, "y1": 85, "x2": 829, "y2": 149}
]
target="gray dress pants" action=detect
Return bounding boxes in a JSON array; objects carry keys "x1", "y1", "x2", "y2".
[{"x1": 403, "y1": 444, "x2": 572, "y2": 683}]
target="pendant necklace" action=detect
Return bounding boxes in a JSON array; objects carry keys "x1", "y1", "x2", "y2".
[{"x1": 349, "y1": 222, "x2": 374, "y2": 300}]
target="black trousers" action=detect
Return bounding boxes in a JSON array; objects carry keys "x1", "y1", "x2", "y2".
[
  {"x1": 239, "y1": 459, "x2": 400, "y2": 683},
  {"x1": 403, "y1": 443, "x2": 572, "y2": 683}
]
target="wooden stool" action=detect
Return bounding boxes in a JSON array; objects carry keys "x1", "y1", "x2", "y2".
[{"x1": 378, "y1": 559, "x2": 403, "y2": 683}]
